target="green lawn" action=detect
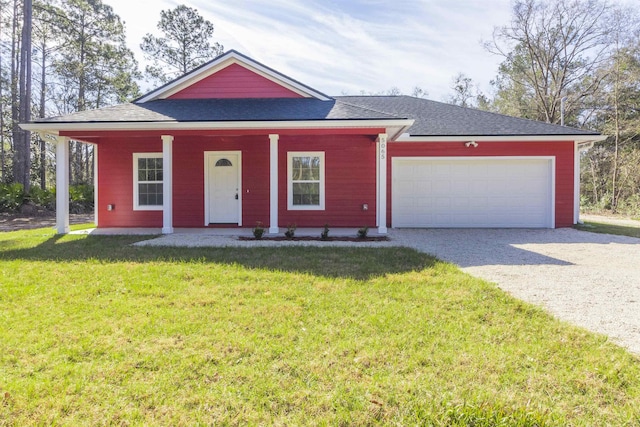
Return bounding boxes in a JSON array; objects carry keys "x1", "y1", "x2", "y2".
[
  {"x1": 1, "y1": 228, "x2": 639, "y2": 426},
  {"x1": 575, "y1": 220, "x2": 640, "y2": 238}
]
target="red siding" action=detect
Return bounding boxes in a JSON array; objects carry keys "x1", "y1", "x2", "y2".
[
  {"x1": 172, "y1": 135, "x2": 270, "y2": 227},
  {"x1": 97, "y1": 133, "x2": 376, "y2": 229},
  {"x1": 278, "y1": 135, "x2": 377, "y2": 228},
  {"x1": 96, "y1": 133, "x2": 575, "y2": 230},
  {"x1": 387, "y1": 141, "x2": 576, "y2": 228},
  {"x1": 97, "y1": 135, "x2": 270, "y2": 228},
  {"x1": 98, "y1": 138, "x2": 163, "y2": 228},
  {"x1": 168, "y1": 63, "x2": 304, "y2": 99}
]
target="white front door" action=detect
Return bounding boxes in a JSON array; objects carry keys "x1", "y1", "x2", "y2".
[{"x1": 207, "y1": 153, "x2": 240, "y2": 224}]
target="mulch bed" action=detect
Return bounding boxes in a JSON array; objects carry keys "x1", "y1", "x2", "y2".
[{"x1": 238, "y1": 236, "x2": 389, "y2": 242}]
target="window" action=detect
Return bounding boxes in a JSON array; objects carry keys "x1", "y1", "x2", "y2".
[
  {"x1": 287, "y1": 152, "x2": 325, "y2": 210},
  {"x1": 133, "y1": 153, "x2": 163, "y2": 210}
]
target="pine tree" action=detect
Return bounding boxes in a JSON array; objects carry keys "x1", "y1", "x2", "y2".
[{"x1": 141, "y1": 4, "x2": 223, "y2": 84}]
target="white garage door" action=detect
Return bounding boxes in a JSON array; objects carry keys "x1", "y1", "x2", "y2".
[{"x1": 392, "y1": 157, "x2": 554, "y2": 228}]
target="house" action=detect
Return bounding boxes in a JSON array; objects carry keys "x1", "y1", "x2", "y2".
[{"x1": 23, "y1": 50, "x2": 603, "y2": 234}]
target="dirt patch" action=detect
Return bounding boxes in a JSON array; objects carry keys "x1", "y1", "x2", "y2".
[{"x1": 0, "y1": 213, "x2": 94, "y2": 232}]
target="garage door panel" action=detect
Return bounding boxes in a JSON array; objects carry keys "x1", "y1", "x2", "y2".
[
  {"x1": 468, "y1": 197, "x2": 489, "y2": 209},
  {"x1": 416, "y1": 198, "x2": 433, "y2": 209},
  {"x1": 392, "y1": 158, "x2": 553, "y2": 228},
  {"x1": 450, "y1": 197, "x2": 471, "y2": 209}
]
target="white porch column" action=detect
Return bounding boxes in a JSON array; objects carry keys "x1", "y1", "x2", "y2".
[
  {"x1": 161, "y1": 135, "x2": 174, "y2": 234},
  {"x1": 574, "y1": 141, "x2": 580, "y2": 225},
  {"x1": 269, "y1": 134, "x2": 279, "y2": 234},
  {"x1": 377, "y1": 133, "x2": 388, "y2": 234},
  {"x1": 93, "y1": 144, "x2": 98, "y2": 227},
  {"x1": 55, "y1": 136, "x2": 70, "y2": 234}
]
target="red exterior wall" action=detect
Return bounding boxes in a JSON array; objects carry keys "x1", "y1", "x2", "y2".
[
  {"x1": 97, "y1": 133, "x2": 377, "y2": 229},
  {"x1": 168, "y1": 63, "x2": 304, "y2": 99},
  {"x1": 171, "y1": 135, "x2": 270, "y2": 227},
  {"x1": 97, "y1": 138, "x2": 163, "y2": 227},
  {"x1": 97, "y1": 135, "x2": 270, "y2": 228},
  {"x1": 387, "y1": 140, "x2": 576, "y2": 228},
  {"x1": 277, "y1": 135, "x2": 377, "y2": 228},
  {"x1": 97, "y1": 135, "x2": 575, "y2": 229}
]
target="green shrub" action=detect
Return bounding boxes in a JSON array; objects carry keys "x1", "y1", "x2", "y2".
[
  {"x1": 357, "y1": 226, "x2": 369, "y2": 239},
  {"x1": 253, "y1": 221, "x2": 265, "y2": 239},
  {"x1": 28, "y1": 186, "x2": 55, "y2": 210},
  {"x1": 69, "y1": 185, "x2": 94, "y2": 213},
  {"x1": 617, "y1": 194, "x2": 640, "y2": 217},
  {"x1": 0, "y1": 183, "x2": 26, "y2": 212},
  {"x1": 285, "y1": 223, "x2": 296, "y2": 238},
  {"x1": 320, "y1": 223, "x2": 329, "y2": 240},
  {"x1": 0, "y1": 184, "x2": 95, "y2": 213}
]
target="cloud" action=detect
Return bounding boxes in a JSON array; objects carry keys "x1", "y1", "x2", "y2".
[{"x1": 108, "y1": 0, "x2": 514, "y2": 99}]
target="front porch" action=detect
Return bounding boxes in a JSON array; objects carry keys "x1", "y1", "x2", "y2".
[
  {"x1": 69, "y1": 226, "x2": 392, "y2": 249},
  {"x1": 51, "y1": 132, "x2": 392, "y2": 236},
  {"x1": 70, "y1": 226, "x2": 387, "y2": 238}
]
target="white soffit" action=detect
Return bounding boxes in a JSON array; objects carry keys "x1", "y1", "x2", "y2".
[
  {"x1": 20, "y1": 119, "x2": 414, "y2": 136},
  {"x1": 396, "y1": 133, "x2": 606, "y2": 143}
]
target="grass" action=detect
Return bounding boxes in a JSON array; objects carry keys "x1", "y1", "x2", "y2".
[
  {"x1": 1, "y1": 228, "x2": 640, "y2": 425},
  {"x1": 575, "y1": 221, "x2": 640, "y2": 238}
]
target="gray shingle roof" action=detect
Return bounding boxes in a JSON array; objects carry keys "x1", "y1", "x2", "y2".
[
  {"x1": 337, "y1": 96, "x2": 597, "y2": 136},
  {"x1": 38, "y1": 98, "x2": 401, "y2": 123},
  {"x1": 34, "y1": 95, "x2": 597, "y2": 137}
]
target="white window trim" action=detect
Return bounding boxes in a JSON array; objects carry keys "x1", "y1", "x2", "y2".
[
  {"x1": 133, "y1": 152, "x2": 163, "y2": 211},
  {"x1": 287, "y1": 151, "x2": 325, "y2": 211}
]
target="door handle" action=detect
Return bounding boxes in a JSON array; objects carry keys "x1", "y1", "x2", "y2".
[{"x1": 235, "y1": 193, "x2": 238, "y2": 200}]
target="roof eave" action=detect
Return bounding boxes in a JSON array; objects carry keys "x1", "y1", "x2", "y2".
[
  {"x1": 396, "y1": 133, "x2": 605, "y2": 143},
  {"x1": 20, "y1": 119, "x2": 414, "y2": 137}
]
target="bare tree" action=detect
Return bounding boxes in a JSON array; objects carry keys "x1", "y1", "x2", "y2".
[
  {"x1": 486, "y1": 0, "x2": 613, "y2": 124},
  {"x1": 13, "y1": 0, "x2": 30, "y2": 191},
  {"x1": 33, "y1": 1, "x2": 61, "y2": 189},
  {"x1": 411, "y1": 86, "x2": 428, "y2": 98},
  {"x1": 9, "y1": 0, "x2": 21, "y2": 183},
  {"x1": 583, "y1": 7, "x2": 640, "y2": 213},
  {"x1": 0, "y1": 0, "x2": 8, "y2": 182}
]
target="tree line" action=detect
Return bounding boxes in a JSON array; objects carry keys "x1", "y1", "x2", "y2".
[
  {"x1": 0, "y1": 0, "x2": 220, "y2": 207},
  {"x1": 1, "y1": 0, "x2": 639, "y2": 215},
  {"x1": 448, "y1": 0, "x2": 640, "y2": 215},
  {"x1": 2, "y1": 0, "x2": 139, "y2": 194}
]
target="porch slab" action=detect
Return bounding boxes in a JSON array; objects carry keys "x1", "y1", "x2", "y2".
[
  {"x1": 70, "y1": 227, "x2": 384, "y2": 238},
  {"x1": 70, "y1": 228, "x2": 162, "y2": 235}
]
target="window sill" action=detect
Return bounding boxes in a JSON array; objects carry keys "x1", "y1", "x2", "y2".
[
  {"x1": 287, "y1": 205, "x2": 325, "y2": 211},
  {"x1": 133, "y1": 206, "x2": 163, "y2": 211}
]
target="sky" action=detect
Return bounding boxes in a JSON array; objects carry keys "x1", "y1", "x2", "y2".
[{"x1": 106, "y1": 0, "x2": 517, "y2": 101}]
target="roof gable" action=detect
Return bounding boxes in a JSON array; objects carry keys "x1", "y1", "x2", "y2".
[
  {"x1": 167, "y1": 63, "x2": 304, "y2": 99},
  {"x1": 136, "y1": 50, "x2": 331, "y2": 103}
]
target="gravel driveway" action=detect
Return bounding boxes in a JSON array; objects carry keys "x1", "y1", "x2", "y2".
[{"x1": 392, "y1": 228, "x2": 640, "y2": 355}]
